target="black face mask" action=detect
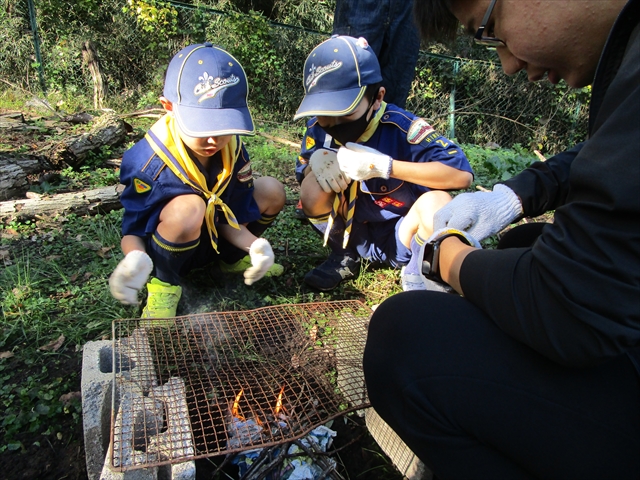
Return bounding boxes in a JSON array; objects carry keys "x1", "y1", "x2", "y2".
[{"x1": 321, "y1": 95, "x2": 375, "y2": 145}]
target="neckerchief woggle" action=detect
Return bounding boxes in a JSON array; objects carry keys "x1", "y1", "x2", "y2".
[
  {"x1": 145, "y1": 113, "x2": 241, "y2": 253},
  {"x1": 325, "y1": 102, "x2": 387, "y2": 248}
]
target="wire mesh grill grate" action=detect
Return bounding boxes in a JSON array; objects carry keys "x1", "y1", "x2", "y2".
[{"x1": 109, "y1": 300, "x2": 372, "y2": 470}]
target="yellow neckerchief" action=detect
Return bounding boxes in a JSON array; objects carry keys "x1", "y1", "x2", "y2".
[
  {"x1": 325, "y1": 102, "x2": 387, "y2": 248},
  {"x1": 145, "y1": 114, "x2": 240, "y2": 252}
]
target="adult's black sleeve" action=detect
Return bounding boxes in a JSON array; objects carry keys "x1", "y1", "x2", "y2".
[{"x1": 459, "y1": 35, "x2": 640, "y2": 367}]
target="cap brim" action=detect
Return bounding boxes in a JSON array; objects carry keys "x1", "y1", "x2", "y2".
[
  {"x1": 293, "y1": 86, "x2": 366, "y2": 120},
  {"x1": 174, "y1": 104, "x2": 255, "y2": 137}
]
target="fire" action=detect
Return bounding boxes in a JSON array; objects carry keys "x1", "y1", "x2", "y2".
[
  {"x1": 274, "y1": 386, "x2": 285, "y2": 415},
  {"x1": 232, "y1": 388, "x2": 245, "y2": 421}
]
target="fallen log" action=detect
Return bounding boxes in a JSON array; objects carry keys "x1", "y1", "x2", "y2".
[
  {"x1": 0, "y1": 184, "x2": 123, "y2": 222},
  {"x1": 0, "y1": 154, "x2": 54, "y2": 201},
  {"x1": 38, "y1": 112, "x2": 128, "y2": 168}
]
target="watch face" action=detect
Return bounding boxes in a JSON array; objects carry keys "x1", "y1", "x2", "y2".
[{"x1": 422, "y1": 241, "x2": 438, "y2": 278}]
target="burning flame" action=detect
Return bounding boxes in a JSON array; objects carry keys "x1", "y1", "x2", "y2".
[
  {"x1": 232, "y1": 388, "x2": 245, "y2": 421},
  {"x1": 274, "y1": 386, "x2": 285, "y2": 415}
]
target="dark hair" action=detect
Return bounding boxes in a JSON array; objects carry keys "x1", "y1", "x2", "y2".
[
  {"x1": 414, "y1": 0, "x2": 460, "y2": 43},
  {"x1": 365, "y1": 82, "x2": 383, "y2": 101}
]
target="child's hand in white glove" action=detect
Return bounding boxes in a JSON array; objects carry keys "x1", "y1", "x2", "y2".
[
  {"x1": 433, "y1": 184, "x2": 523, "y2": 241},
  {"x1": 109, "y1": 250, "x2": 153, "y2": 304},
  {"x1": 244, "y1": 238, "x2": 275, "y2": 285},
  {"x1": 309, "y1": 148, "x2": 350, "y2": 193},
  {"x1": 337, "y1": 142, "x2": 393, "y2": 181}
]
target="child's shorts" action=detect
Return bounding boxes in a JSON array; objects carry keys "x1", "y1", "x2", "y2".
[{"x1": 350, "y1": 217, "x2": 411, "y2": 267}]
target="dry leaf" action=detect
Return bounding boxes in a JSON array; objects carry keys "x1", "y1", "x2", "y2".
[
  {"x1": 39, "y1": 334, "x2": 65, "y2": 352},
  {"x1": 81, "y1": 241, "x2": 101, "y2": 251},
  {"x1": 0, "y1": 351, "x2": 15, "y2": 359},
  {"x1": 59, "y1": 391, "x2": 82, "y2": 406},
  {"x1": 97, "y1": 246, "x2": 114, "y2": 258},
  {"x1": 45, "y1": 255, "x2": 62, "y2": 261}
]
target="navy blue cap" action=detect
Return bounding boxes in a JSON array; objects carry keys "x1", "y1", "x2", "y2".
[
  {"x1": 163, "y1": 43, "x2": 255, "y2": 137},
  {"x1": 294, "y1": 35, "x2": 382, "y2": 120}
]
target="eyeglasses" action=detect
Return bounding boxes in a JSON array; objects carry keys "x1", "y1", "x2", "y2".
[{"x1": 474, "y1": 0, "x2": 506, "y2": 48}]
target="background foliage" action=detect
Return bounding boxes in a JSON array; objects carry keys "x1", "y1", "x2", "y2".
[{"x1": 1, "y1": 0, "x2": 589, "y2": 155}]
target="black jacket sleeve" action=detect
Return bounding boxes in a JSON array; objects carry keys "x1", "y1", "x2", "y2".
[
  {"x1": 459, "y1": 24, "x2": 640, "y2": 368},
  {"x1": 502, "y1": 143, "x2": 582, "y2": 217}
]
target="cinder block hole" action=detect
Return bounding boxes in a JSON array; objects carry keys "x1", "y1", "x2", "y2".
[
  {"x1": 133, "y1": 408, "x2": 164, "y2": 452},
  {"x1": 99, "y1": 346, "x2": 135, "y2": 373}
]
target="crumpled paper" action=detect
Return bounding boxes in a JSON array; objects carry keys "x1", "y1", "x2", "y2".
[{"x1": 231, "y1": 424, "x2": 337, "y2": 479}]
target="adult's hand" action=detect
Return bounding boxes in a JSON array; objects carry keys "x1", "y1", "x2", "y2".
[
  {"x1": 309, "y1": 148, "x2": 350, "y2": 193},
  {"x1": 109, "y1": 250, "x2": 153, "y2": 304},
  {"x1": 433, "y1": 184, "x2": 523, "y2": 241}
]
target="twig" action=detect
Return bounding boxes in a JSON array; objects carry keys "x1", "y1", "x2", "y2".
[
  {"x1": 256, "y1": 131, "x2": 300, "y2": 149},
  {"x1": 119, "y1": 108, "x2": 165, "y2": 118},
  {"x1": 211, "y1": 453, "x2": 234, "y2": 477},
  {"x1": 534, "y1": 149, "x2": 547, "y2": 162}
]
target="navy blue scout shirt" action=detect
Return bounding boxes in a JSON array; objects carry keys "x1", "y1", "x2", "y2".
[
  {"x1": 120, "y1": 135, "x2": 259, "y2": 238},
  {"x1": 296, "y1": 103, "x2": 473, "y2": 223}
]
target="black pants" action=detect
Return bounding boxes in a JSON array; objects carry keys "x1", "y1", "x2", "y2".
[{"x1": 363, "y1": 224, "x2": 640, "y2": 479}]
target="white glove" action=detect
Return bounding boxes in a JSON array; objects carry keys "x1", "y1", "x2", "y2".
[
  {"x1": 244, "y1": 238, "x2": 275, "y2": 286},
  {"x1": 433, "y1": 184, "x2": 523, "y2": 241},
  {"x1": 109, "y1": 250, "x2": 153, "y2": 304},
  {"x1": 337, "y1": 142, "x2": 392, "y2": 181},
  {"x1": 309, "y1": 148, "x2": 350, "y2": 193}
]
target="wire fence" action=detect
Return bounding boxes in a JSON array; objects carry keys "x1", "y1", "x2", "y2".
[{"x1": 1, "y1": 0, "x2": 589, "y2": 155}]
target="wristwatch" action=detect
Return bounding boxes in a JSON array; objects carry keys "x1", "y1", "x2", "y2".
[{"x1": 422, "y1": 229, "x2": 477, "y2": 282}]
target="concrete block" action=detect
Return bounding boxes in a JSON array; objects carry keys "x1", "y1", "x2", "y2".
[
  {"x1": 365, "y1": 408, "x2": 432, "y2": 480},
  {"x1": 100, "y1": 443, "x2": 158, "y2": 480},
  {"x1": 82, "y1": 340, "x2": 117, "y2": 480},
  {"x1": 83, "y1": 334, "x2": 196, "y2": 480},
  {"x1": 170, "y1": 460, "x2": 196, "y2": 480}
]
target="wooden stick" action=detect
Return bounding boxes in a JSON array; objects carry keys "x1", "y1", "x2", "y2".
[{"x1": 256, "y1": 131, "x2": 300, "y2": 149}]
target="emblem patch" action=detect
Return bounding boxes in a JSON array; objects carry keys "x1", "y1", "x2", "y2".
[
  {"x1": 133, "y1": 178, "x2": 152, "y2": 194},
  {"x1": 407, "y1": 119, "x2": 435, "y2": 145},
  {"x1": 305, "y1": 136, "x2": 316, "y2": 150},
  {"x1": 237, "y1": 162, "x2": 253, "y2": 183},
  {"x1": 305, "y1": 60, "x2": 342, "y2": 91},
  {"x1": 194, "y1": 72, "x2": 239, "y2": 103},
  {"x1": 374, "y1": 197, "x2": 405, "y2": 209}
]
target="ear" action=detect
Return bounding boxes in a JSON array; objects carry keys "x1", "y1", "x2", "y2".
[
  {"x1": 374, "y1": 86, "x2": 386, "y2": 109},
  {"x1": 159, "y1": 96, "x2": 173, "y2": 112}
]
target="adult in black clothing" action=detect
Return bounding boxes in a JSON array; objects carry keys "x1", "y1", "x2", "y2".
[
  {"x1": 363, "y1": 0, "x2": 640, "y2": 478},
  {"x1": 333, "y1": 0, "x2": 420, "y2": 108}
]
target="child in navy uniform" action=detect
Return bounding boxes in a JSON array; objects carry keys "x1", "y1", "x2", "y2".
[
  {"x1": 109, "y1": 43, "x2": 285, "y2": 318},
  {"x1": 294, "y1": 35, "x2": 474, "y2": 291}
]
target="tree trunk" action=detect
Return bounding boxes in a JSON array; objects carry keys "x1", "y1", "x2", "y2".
[
  {"x1": 0, "y1": 184, "x2": 123, "y2": 221},
  {"x1": 82, "y1": 41, "x2": 106, "y2": 110}
]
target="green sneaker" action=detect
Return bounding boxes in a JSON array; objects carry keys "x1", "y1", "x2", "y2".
[
  {"x1": 219, "y1": 255, "x2": 284, "y2": 277},
  {"x1": 140, "y1": 277, "x2": 182, "y2": 322}
]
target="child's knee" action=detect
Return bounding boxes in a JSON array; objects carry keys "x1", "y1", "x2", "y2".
[
  {"x1": 159, "y1": 195, "x2": 206, "y2": 234},
  {"x1": 300, "y1": 175, "x2": 334, "y2": 216},
  {"x1": 416, "y1": 190, "x2": 452, "y2": 216},
  {"x1": 254, "y1": 176, "x2": 286, "y2": 211}
]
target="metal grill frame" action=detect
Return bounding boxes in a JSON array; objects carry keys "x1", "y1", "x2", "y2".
[{"x1": 109, "y1": 300, "x2": 372, "y2": 471}]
